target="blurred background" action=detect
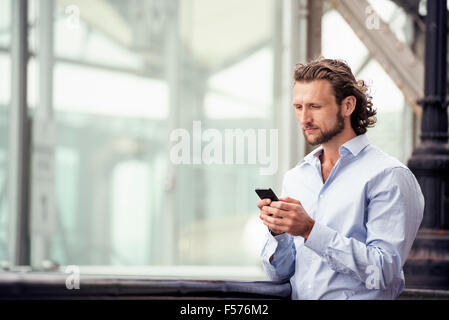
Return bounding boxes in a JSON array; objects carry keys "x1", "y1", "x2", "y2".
[{"x1": 0, "y1": 0, "x2": 429, "y2": 280}]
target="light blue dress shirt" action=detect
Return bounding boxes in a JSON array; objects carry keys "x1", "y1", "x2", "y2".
[{"x1": 260, "y1": 134, "x2": 424, "y2": 299}]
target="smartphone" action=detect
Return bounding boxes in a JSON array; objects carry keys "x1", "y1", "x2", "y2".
[{"x1": 255, "y1": 188, "x2": 279, "y2": 202}]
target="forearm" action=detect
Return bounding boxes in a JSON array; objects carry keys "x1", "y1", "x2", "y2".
[
  {"x1": 304, "y1": 222, "x2": 404, "y2": 290},
  {"x1": 260, "y1": 231, "x2": 296, "y2": 281}
]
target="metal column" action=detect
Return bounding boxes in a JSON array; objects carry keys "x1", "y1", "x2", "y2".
[
  {"x1": 159, "y1": 0, "x2": 179, "y2": 265},
  {"x1": 9, "y1": 0, "x2": 30, "y2": 266},
  {"x1": 30, "y1": 0, "x2": 56, "y2": 268},
  {"x1": 405, "y1": 0, "x2": 449, "y2": 289}
]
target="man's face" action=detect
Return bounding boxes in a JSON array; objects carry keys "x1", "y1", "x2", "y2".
[{"x1": 293, "y1": 80, "x2": 345, "y2": 146}]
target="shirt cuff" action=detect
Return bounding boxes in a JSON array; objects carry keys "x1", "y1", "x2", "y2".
[
  {"x1": 273, "y1": 232, "x2": 291, "y2": 245},
  {"x1": 261, "y1": 229, "x2": 293, "y2": 263},
  {"x1": 303, "y1": 221, "x2": 336, "y2": 256},
  {"x1": 266, "y1": 229, "x2": 292, "y2": 249}
]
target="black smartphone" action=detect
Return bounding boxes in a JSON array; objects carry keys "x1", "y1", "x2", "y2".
[{"x1": 255, "y1": 188, "x2": 279, "y2": 202}]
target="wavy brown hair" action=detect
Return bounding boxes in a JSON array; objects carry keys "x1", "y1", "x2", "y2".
[{"x1": 293, "y1": 58, "x2": 377, "y2": 135}]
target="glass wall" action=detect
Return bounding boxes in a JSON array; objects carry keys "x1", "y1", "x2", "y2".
[
  {"x1": 0, "y1": 0, "x2": 11, "y2": 263},
  {"x1": 26, "y1": 0, "x2": 278, "y2": 274},
  {"x1": 2, "y1": 0, "x2": 423, "y2": 279}
]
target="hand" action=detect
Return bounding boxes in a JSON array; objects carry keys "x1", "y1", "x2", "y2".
[
  {"x1": 257, "y1": 198, "x2": 284, "y2": 235},
  {"x1": 259, "y1": 197, "x2": 315, "y2": 239}
]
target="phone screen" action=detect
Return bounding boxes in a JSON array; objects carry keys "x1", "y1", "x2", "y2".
[{"x1": 255, "y1": 188, "x2": 279, "y2": 201}]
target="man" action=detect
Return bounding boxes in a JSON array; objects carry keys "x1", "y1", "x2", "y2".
[{"x1": 258, "y1": 58, "x2": 424, "y2": 300}]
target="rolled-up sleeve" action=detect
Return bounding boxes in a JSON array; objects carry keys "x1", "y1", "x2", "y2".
[
  {"x1": 260, "y1": 232, "x2": 296, "y2": 281},
  {"x1": 304, "y1": 167, "x2": 424, "y2": 294},
  {"x1": 260, "y1": 171, "x2": 296, "y2": 281}
]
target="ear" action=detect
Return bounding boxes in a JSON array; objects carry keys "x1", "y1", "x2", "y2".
[{"x1": 341, "y1": 96, "x2": 356, "y2": 117}]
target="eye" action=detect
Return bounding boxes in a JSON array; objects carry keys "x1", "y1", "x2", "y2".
[
  {"x1": 295, "y1": 105, "x2": 302, "y2": 110},
  {"x1": 311, "y1": 105, "x2": 321, "y2": 109}
]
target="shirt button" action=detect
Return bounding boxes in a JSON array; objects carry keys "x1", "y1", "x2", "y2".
[
  {"x1": 308, "y1": 284, "x2": 312, "y2": 289},
  {"x1": 319, "y1": 194, "x2": 324, "y2": 199},
  {"x1": 280, "y1": 238, "x2": 284, "y2": 242}
]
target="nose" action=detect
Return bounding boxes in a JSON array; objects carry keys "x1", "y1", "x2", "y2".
[{"x1": 298, "y1": 107, "x2": 312, "y2": 127}]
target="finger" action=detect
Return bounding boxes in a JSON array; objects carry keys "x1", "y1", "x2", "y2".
[
  {"x1": 263, "y1": 212, "x2": 286, "y2": 226},
  {"x1": 257, "y1": 198, "x2": 272, "y2": 209},
  {"x1": 260, "y1": 207, "x2": 273, "y2": 217},
  {"x1": 262, "y1": 206, "x2": 283, "y2": 218},
  {"x1": 262, "y1": 217, "x2": 286, "y2": 233},
  {"x1": 259, "y1": 210, "x2": 272, "y2": 220},
  {"x1": 279, "y1": 197, "x2": 301, "y2": 205},
  {"x1": 279, "y1": 196, "x2": 300, "y2": 204},
  {"x1": 260, "y1": 210, "x2": 273, "y2": 220},
  {"x1": 269, "y1": 201, "x2": 297, "y2": 211},
  {"x1": 261, "y1": 216, "x2": 278, "y2": 229}
]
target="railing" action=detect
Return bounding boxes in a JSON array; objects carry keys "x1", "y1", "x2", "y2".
[
  {"x1": 1, "y1": 271, "x2": 448, "y2": 300},
  {"x1": 0, "y1": 271, "x2": 290, "y2": 300}
]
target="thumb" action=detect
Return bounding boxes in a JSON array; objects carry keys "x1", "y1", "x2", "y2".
[{"x1": 279, "y1": 196, "x2": 301, "y2": 205}]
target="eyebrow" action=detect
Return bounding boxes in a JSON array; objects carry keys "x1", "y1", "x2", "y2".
[{"x1": 293, "y1": 102, "x2": 323, "y2": 107}]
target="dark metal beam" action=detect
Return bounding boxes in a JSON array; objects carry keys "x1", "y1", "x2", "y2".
[
  {"x1": 331, "y1": 0, "x2": 424, "y2": 115},
  {"x1": 405, "y1": 0, "x2": 449, "y2": 290}
]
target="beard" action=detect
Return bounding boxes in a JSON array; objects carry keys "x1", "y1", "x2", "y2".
[{"x1": 303, "y1": 112, "x2": 345, "y2": 146}]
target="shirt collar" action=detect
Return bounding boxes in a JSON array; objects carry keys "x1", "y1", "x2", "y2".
[
  {"x1": 341, "y1": 133, "x2": 370, "y2": 157},
  {"x1": 300, "y1": 134, "x2": 370, "y2": 166}
]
